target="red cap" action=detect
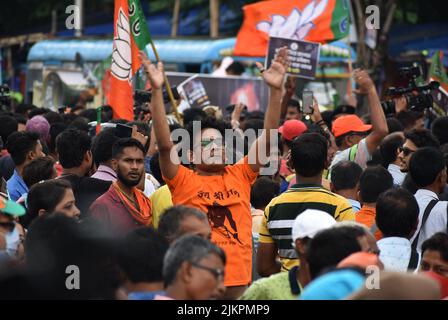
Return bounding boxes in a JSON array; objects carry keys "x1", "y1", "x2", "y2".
[
  {"x1": 332, "y1": 114, "x2": 372, "y2": 138},
  {"x1": 278, "y1": 120, "x2": 307, "y2": 141}
]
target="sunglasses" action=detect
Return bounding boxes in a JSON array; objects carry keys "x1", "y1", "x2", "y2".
[
  {"x1": 191, "y1": 262, "x2": 225, "y2": 282},
  {"x1": 399, "y1": 146, "x2": 416, "y2": 156},
  {"x1": 200, "y1": 138, "x2": 224, "y2": 148}
]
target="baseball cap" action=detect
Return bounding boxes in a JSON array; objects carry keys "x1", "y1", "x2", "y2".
[
  {"x1": 0, "y1": 196, "x2": 26, "y2": 217},
  {"x1": 292, "y1": 209, "x2": 337, "y2": 242},
  {"x1": 332, "y1": 114, "x2": 372, "y2": 138},
  {"x1": 278, "y1": 120, "x2": 307, "y2": 141}
]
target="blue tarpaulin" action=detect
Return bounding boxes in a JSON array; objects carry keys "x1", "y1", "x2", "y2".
[{"x1": 388, "y1": 23, "x2": 448, "y2": 66}]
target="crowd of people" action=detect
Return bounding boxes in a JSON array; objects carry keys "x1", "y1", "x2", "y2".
[{"x1": 0, "y1": 48, "x2": 448, "y2": 300}]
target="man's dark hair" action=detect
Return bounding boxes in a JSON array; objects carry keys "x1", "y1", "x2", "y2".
[
  {"x1": 290, "y1": 133, "x2": 328, "y2": 177},
  {"x1": 359, "y1": 165, "x2": 393, "y2": 203},
  {"x1": 287, "y1": 99, "x2": 301, "y2": 112},
  {"x1": 43, "y1": 111, "x2": 64, "y2": 125},
  {"x1": 48, "y1": 123, "x2": 68, "y2": 155},
  {"x1": 28, "y1": 108, "x2": 50, "y2": 119},
  {"x1": 386, "y1": 117, "x2": 404, "y2": 133},
  {"x1": 307, "y1": 225, "x2": 364, "y2": 279},
  {"x1": 330, "y1": 161, "x2": 362, "y2": 191},
  {"x1": 78, "y1": 109, "x2": 97, "y2": 122},
  {"x1": 183, "y1": 108, "x2": 207, "y2": 127},
  {"x1": 431, "y1": 116, "x2": 448, "y2": 145},
  {"x1": 250, "y1": 177, "x2": 280, "y2": 210},
  {"x1": 421, "y1": 233, "x2": 448, "y2": 263},
  {"x1": 118, "y1": 227, "x2": 169, "y2": 284},
  {"x1": 0, "y1": 115, "x2": 18, "y2": 147},
  {"x1": 402, "y1": 174, "x2": 419, "y2": 194},
  {"x1": 376, "y1": 188, "x2": 419, "y2": 238},
  {"x1": 245, "y1": 111, "x2": 265, "y2": 121},
  {"x1": 404, "y1": 128, "x2": 440, "y2": 149},
  {"x1": 158, "y1": 206, "x2": 207, "y2": 243},
  {"x1": 409, "y1": 147, "x2": 445, "y2": 188},
  {"x1": 13, "y1": 114, "x2": 27, "y2": 126},
  {"x1": 111, "y1": 138, "x2": 145, "y2": 159},
  {"x1": 396, "y1": 111, "x2": 423, "y2": 131},
  {"x1": 68, "y1": 116, "x2": 90, "y2": 133},
  {"x1": 163, "y1": 235, "x2": 226, "y2": 287},
  {"x1": 185, "y1": 116, "x2": 231, "y2": 150},
  {"x1": 24, "y1": 214, "x2": 122, "y2": 299},
  {"x1": 225, "y1": 61, "x2": 245, "y2": 75},
  {"x1": 91, "y1": 128, "x2": 119, "y2": 166},
  {"x1": 243, "y1": 118, "x2": 264, "y2": 133},
  {"x1": 5, "y1": 131, "x2": 41, "y2": 166},
  {"x1": 14, "y1": 103, "x2": 36, "y2": 116},
  {"x1": 379, "y1": 132, "x2": 405, "y2": 167},
  {"x1": 56, "y1": 129, "x2": 91, "y2": 169},
  {"x1": 23, "y1": 156, "x2": 55, "y2": 188}
]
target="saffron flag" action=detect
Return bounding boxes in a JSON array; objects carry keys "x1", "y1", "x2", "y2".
[
  {"x1": 234, "y1": 0, "x2": 350, "y2": 57},
  {"x1": 110, "y1": 0, "x2": 151, "y2": 120},
  {"x1": 429, "y1": 50, "x2": 448, "y2": 92}
]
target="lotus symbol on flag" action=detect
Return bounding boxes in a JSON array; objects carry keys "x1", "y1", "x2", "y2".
[
  {"x1": 256, "y1": 0, "x2": 328, "y2": 40},
  {"x1": 111, "y1": 8, "x2": 132, "y2": 82}
]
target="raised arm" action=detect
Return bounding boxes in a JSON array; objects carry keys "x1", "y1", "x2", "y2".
[
  {"x1": 353, "y1": 69, "x2": 388, "y2": 154},
  {"x1": 248, "y1": 47, "x2": 289, "y2": 172},
  {"x1": 139, "y1": 52, "x2": 179, "y2": 180}
]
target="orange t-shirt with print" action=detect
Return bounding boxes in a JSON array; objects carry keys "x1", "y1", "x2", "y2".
[{"x1": 164, "y1": 156, "x2": 258, "y2": 287}]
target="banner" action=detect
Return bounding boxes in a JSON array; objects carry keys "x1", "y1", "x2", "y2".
[
  {"x1": 429, "y1": 50, "x2": 448, "y2": 92},
  {"x1": 178, "y1": 75, "x2": 211, "y2": 109},
  {"x1": 266, "y1": 37, "x2": 320, "y2": 79},
  {"x1": 234, "y1": 0, "x2": 350, "y2": 57},
  {"x1": 167, "y1": 73, "x2": 268, "y2": 113}
]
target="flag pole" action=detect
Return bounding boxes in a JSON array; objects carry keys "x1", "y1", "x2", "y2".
[{"x1": 148, "y1": 41, "x2": 182, "y2": 125}]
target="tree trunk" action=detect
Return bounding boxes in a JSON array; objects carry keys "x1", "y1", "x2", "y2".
[
  {"x1": 210, "y1": 0, "x2": 219, "y2": 38},
  {"x1": 171, "y1": 0, "x2": 180, "y2": 38}
]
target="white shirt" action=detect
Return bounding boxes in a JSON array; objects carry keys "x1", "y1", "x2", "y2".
[
  {"x1": 348, "y1": 199, "x2": 361, "y2": 213},
  {"x1": 388, "y1": 164, "x2": 406, "y2": 186},
  {"x1": 330, "y1": 138, "x2": 371, "y2": 170},
  {"x1": 411, "y1": 189, "x2": 448, "y2": 252},
  {"x1": 378, "y1": 237, "x2": 417, "y2": 272}
]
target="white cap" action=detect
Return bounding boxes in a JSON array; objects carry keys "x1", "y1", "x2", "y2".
[{"x1": 292, "y1": 209, "x2": 337, "y2": 242}]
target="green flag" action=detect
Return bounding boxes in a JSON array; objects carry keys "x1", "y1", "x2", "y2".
[
  {"x1": 429, "y1": 51, "x2": 448, "y2": 91},
  {"x1": 128, "y1": 0, "x2": 152, "y2": 49}
]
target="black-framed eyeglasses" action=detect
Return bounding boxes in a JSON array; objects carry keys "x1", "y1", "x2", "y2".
[
  {"x1": 399, "y1": 146, "x2": 416, "y2": 156},
  {"x1": 191, "y1": 262, "x2": 225, "y2": 281}
]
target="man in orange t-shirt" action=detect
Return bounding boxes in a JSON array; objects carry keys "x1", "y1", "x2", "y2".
[
  {"x1": 140, "y1": 48, "x2": 289, "y2": 299},
  {"x1": 355, "y1": 166, "x2": 393, "y2": 240}
]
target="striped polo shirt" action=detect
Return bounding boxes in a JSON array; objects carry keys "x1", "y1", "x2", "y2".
[{"x1": 258, "y1": 183, "x2": 355, "y2": 272}]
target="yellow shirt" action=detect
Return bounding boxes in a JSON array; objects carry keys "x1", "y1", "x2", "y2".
[
  {"x1": 259, "y1": 183, "x2": 354, "y2": 272},
  {"x1": 149, "y1": 184, "x2": 173, "y2": 229}
]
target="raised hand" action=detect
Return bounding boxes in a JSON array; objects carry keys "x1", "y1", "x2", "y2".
[
  {"x1": 139, "y1": 51, "x2": 164, "y2": 89},
  {"x1": 353, "y1": 69, "x2": 375, "y2": 95},
  {"x1": 256, "y1": 46, "x2": 289, "y2": 89}
]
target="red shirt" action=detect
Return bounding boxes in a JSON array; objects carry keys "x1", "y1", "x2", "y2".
[{"x1": 89, "y1": 185, "x2": 143, "y2": 236}]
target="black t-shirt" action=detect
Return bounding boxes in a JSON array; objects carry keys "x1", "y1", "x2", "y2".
[{"x1": 59, "y1": 174, "x2": 112, "y2": 217}]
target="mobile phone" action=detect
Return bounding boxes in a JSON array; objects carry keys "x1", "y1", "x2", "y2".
[
  {"x1": 302, "y1": 90, "x2": 314, "y2": 114},
  {"x1": 115, "y1": 124, "x2": 133, "y2": 138}
]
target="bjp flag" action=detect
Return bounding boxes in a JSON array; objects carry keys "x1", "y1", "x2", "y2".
[
  {"x1": 234, "y1": 0, "x2": 350, "y2": 57},
  {"x1": 110, "y1": 0, "x2": 151, "y2": 120}
]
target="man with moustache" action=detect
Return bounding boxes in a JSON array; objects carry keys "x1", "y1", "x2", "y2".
[{"x1": 90, "y1": 138, "x2": 152, "y2": 235}]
